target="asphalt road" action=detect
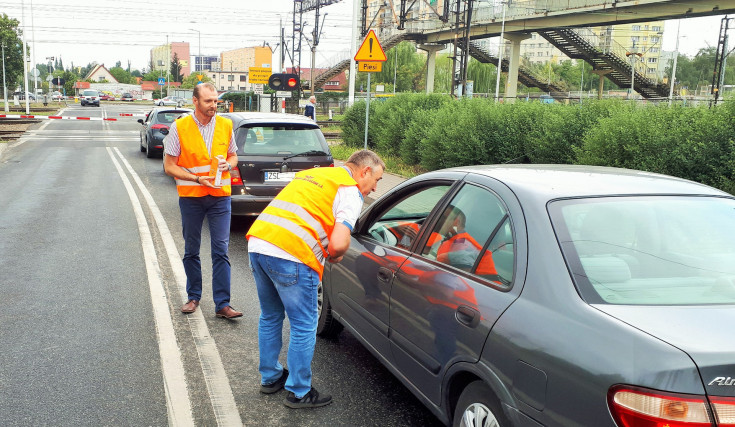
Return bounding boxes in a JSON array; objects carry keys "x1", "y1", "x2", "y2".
[{"x1": 0, "y1": 102, "x2": 442, "y2": 426}]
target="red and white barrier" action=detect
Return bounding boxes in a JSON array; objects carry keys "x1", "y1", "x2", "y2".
[{"x1": 0, "y1": 114, "x2": 117, "y2": 121}]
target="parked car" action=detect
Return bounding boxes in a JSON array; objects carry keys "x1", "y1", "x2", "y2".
[
  {"x1": 156, "y1": 96, "x2": 184, "y2": 106},
  {"x1": 318, "y1": 164, "x2": 735, "y2": 426},
  {"x1": 12, "y1": 91, "x2": 36, "y2": 101},
  {"x1": 80, "y1": 89, "x2": 99, "y2": 107},
  {"x1": 98, "y1": 93, "x2": 113, "y2": 101},
  {"x1": 138, "y1": 107, "x2": 192, "y2": 158},
  {"x1": 121, "y1": 93, "x2": 134, "y2": 101},
  {"x1": 219, "y1": 112, "x2": 334, "y2": 216},
  {"x1": 50, "y1": 91, "x2": 64, "y2": 101}
]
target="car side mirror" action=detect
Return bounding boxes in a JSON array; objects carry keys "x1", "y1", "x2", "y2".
[{"x1": 137, "y1": 119, "x2": 144, "y2": 124}]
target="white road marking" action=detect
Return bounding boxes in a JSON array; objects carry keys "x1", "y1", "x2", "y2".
[
  {"x1": 106, "y1": 147, "x2": 195, "y2": 426},
  {"x1": 112, "y1": 148, "x2": 243, "y2": 426}
]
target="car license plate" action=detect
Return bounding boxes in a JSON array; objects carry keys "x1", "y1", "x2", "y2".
[{"x1": 264, "y1": 171, "x2": 295, "y2": 182}]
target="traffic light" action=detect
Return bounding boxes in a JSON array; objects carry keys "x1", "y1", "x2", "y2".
[{"x1": 268, "y1": 73, "x2": 299, "y2": 91}]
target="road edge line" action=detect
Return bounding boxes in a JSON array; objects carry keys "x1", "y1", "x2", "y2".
[
  {"x1": 112, "y1": 148, "x2": 243, "y2": 426},
  {"x1": 106, "y1": 147, "x2": 195, "y2": 426}
]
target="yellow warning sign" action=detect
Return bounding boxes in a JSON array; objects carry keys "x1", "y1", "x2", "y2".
[
  {"x1": 358, "y1": 62, "x2": 383, "y2": 72},
  {"x1": 248, "y1": 67, "x2": 272, "y2": 85},
  {"x1": 197, "y1": 74, "x2": 204, "y2": 81},
  {"x1": 354, "y1": 30, "x2": 387, "y2": 62}
]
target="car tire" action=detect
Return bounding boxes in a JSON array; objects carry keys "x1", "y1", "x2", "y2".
[
  {"x1": 317, "y1": 281, "x2": 343, "y2": 337},
  {"x1": 453, "y1": 381, "x2": 506, "y2": 427},
  {"x1": 145, "y1": 138, "x2": 155, "y2": 158}
]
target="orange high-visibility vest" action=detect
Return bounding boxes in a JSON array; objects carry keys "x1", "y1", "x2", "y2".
[
  {"x1": 247, "y1": 167, "x2": 358, "y2": 279},
  {"x1": 175, "y1": 115, "x2": 233, "y2": 197},
  {"x1": 436, "y1": 232, "x2": 498, "y2": 276}
]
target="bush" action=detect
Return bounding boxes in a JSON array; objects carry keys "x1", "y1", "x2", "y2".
[
  {"x1": 372, "y1": 93, "x2": 451, "y2": 156},
  {"x1": 340, "y1": 100, "x2": 384, "y2": 149}
]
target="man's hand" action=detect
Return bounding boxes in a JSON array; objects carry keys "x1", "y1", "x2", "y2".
[
  {"x1": 199, "y1": 175, "x2": 218, "y2": 187},
  {"x1": 217, "y1": 155, "x2": 230, "y2": 172},
  {"x1": 327, "y1": 255, "x2": 344, "y2": 264}
]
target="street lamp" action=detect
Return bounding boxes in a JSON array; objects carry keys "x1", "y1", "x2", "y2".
[
  {"x1": 2, "y1": 43, "x2": 8, "y2": 113},
  {"x1": 189, "y1": 28, "x2": 201, "y2": 73},
  {"x1": 626, "y1": 32, "x2": 662, "y2": 100}
]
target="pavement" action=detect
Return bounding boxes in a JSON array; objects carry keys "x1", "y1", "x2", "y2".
[{"x1": 334, "y1": 160, "x2": 407, "y2": 205}]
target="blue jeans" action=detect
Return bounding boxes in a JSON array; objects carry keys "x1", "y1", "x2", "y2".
[
  {"x1": 249, "y1": 252, "x2": 320, "y2": 398},
  {"x1": 179, "y1": 195, "x2": 232, "y2": 312}
]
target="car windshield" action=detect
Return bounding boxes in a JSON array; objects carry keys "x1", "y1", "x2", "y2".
[
  {"x1": 551, "y1": 196, "x2": 735, "y2": 305},
  {"x1": 83, "y1": 90, "x2": 97, "y2": 96},
  {"x1": 236, "y1": 124, "x2": 328, "y2": 156}
]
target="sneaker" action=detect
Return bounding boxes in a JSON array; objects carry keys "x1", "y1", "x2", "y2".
[
  {"x1": 284, "y1": 387, "x2": 332, "y2": 408},
  {"x1": 260, "y1": 369, "x2": 289, "y2": 394}
]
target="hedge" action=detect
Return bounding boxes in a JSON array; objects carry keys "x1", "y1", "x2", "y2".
[{"x1": 340, "y1": 96, "x2": 735, "y2": 194}]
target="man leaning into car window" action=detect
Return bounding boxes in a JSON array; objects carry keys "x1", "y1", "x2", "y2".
[
  {"x1": 247, "y1": 149, "x2": 385, "y2": 409},
  {"x1": 162, "y1": 82, "x2": 244, "y2": 320}
]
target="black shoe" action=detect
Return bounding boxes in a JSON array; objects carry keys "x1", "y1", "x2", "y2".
[
  {"x1": 260, "y1": 369, "x2": 289, "y2": 394},
  {"x1": 284, "y1": 387, "x2": 332, "y2": 408}
]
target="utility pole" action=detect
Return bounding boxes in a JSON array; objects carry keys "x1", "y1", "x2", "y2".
[
  {"x1": 2, "y1": 44, "x2": 8, "y2": 112},
  {"x1": 668, "y1": 20, "x2": 681, "y2": 106},
  {"x1": 21, "y1": 0, "x2": 30, "y2": 114}
]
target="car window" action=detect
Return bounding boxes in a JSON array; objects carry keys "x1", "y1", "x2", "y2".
[
  {"x1": 420, "y1": 184, "x2": 513, "y2": 285},
  {"x1": 156, "y1": 112, "x2": 184, "y2": 124},
  {"x1": 235, "y1": 125, "x2": 328, "y2": 155},
  {"x1": 552, "y1": 196, "x2": 735, "y2": 305},
  {"x1": 366, "y1": 185, "x2": 451, "y2": 250}
]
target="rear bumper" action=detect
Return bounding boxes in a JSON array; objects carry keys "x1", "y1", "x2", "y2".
[{"x1": 230, "y1": 193, "x2": 275, "y2": 216}]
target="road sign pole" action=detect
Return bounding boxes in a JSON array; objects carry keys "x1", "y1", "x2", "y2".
[{"x1": 364, "y1": 72, "x2": 371, "y2": 150}]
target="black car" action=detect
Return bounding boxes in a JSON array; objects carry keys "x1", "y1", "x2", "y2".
[
  {"x1": 318, "y1": 165, "x2": 735, "y2": 426},
  {"x1": 220, "y1": 112, "x2": 334, "y2": 216},
  {"x1": 121, "y1": 93, "x2": 134, "y2": 101},
  {"x1": 138, "y1": 108, "x2": 192, "y2": 158}
]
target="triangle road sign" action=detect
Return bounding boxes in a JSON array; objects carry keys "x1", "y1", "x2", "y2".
[{"x1": 354, "y1": 29, "x2": 387, "y2": 62}]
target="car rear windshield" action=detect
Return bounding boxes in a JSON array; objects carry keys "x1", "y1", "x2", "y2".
[
  {"x1": 235, "y1": 124, "x2": 329, "y2": 156},
  {"x1": 156, "y1": 111, "x2": 188, "y2": 123},
  {"x1": 83, "y1": 90, "x2": 97, "y2": 96},
  {"x1": 550, "y1": 196, "x2": 735, "y2": 305}
]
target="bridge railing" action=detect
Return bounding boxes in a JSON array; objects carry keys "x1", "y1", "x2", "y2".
[{"x1": 571, "y1": 27, "x2": 649, "y2": 76}]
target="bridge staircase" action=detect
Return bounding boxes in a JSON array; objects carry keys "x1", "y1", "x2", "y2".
[
  {"x1": 537, "y1": 28, "x2": 672, "y2": 99},
  {"x1": 302, "y1": 33, "x2": 420, "y2": 91},
  {"x1": 468, "y1": 42, "x2": 568, "y2": 100}
]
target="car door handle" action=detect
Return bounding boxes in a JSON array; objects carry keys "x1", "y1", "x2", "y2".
[
  {"x1": 377, "y1": 267, "x2": 394, "y2": 283},
  {"x1": 456, "y1": 305, "x2": 481, "y2": 328}
]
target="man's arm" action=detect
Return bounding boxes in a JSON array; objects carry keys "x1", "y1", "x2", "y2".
[
  {"x1": 164, "y1": 154, "x2": 216, "y2": 186},
  {"x1": 326, "y1": 222, "x2": 352, "y2": 263}
]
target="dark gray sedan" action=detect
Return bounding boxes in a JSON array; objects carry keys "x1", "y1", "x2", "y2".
[
  {"x1": 318, "y1": 165, "x2": 735, "y2": 427},
  {"x1": 138, "y1": 108, "x2": 192, "y2": 158}
]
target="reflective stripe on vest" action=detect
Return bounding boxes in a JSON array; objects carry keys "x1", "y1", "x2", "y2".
[
  {"x1": 246, "y1": 167, "x2": 358, "y2": 278},
  {"x1": 175, "y1": 115, "x2": 233, "y2": 197}
]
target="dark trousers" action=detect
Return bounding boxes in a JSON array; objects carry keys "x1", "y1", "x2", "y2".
[{"x1": 179, "y1": 195, "x2": 232, "y2": 311}]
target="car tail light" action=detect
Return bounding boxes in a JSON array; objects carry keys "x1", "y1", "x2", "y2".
[
  {"x1": 151, "y1": 124, "x2": 169, "y2": 130},
  {"x1": 230, "y1": 166, "x2": 243, "y2": 185},
  {"x1": 609, "y1": 385, "x2": 713, "y2": 427},
  {"x1": 710, "y1": 396, "x2": 735, "y2": 425}
]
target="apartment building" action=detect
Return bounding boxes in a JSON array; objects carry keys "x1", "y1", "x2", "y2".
[{"x1": 220, "y1": 46, "x2": 272, "y2": 72}]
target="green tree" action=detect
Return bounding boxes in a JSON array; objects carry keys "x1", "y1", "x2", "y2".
[
  {"x1": 109, "y1": 66, "x2": 134, "y2": 84},
  {"x1": 181, "y1": 72, "x2": 213, "y2": 89},
  {"x1": 171, "y1": 53, "x2": 183, "y2": 83},
  {"x1": 0, "y1": 13, "x2": 25, "y2": 92}
]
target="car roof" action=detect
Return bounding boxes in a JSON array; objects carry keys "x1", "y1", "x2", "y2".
[
  {"x1": 439, "y1": 164, "x2": 728, "y2": 199},
  {"x1": 221, "y1": 112, "x2": 318, "y2": 127},
  {"x1": 150, "y1": 107, "x2": 192, "y2": 114}
]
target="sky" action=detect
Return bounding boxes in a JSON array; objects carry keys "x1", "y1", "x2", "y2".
[{"x1": 2, "y1": 0, "x2": 729, "y2": 74}]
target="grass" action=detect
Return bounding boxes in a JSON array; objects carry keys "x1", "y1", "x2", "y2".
[{"x1": 329, "y1": 142, "x2": 427, "y2": 179}]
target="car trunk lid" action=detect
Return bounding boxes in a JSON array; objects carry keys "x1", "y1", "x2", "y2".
[{"x1": 595, "y1": 304, "x2": 735, "y2": 397}]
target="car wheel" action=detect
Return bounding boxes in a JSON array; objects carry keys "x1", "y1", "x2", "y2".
[
  {"x1": 145, "y1": 138, "x2": 155, "y2": 158},
  {"x1": 317, "y1": 280, "x2": 343, "y2": 337},
  {"x1": 453, "y1": 381, "x2": 506, "y2": 427}
]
